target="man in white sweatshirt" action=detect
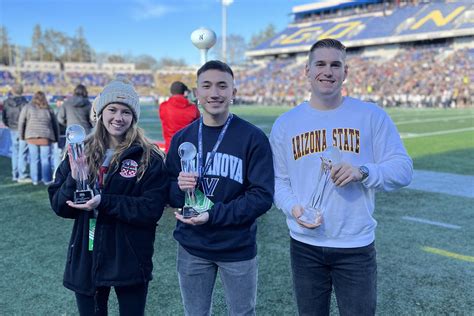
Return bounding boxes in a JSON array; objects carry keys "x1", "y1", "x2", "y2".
[{"x1": 270, "y1": 38, "x2": 413, "y2": 316}]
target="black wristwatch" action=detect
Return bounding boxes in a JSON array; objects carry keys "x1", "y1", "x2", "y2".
[{"x1": 358, "y1": 166, "x2": 369, "y2": 181}]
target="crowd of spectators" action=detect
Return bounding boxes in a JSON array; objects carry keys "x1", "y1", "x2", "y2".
[
  {"x1": 155, "y1": 72, "x2": 195, "y2": 98},
  {"x1": 234, "y1": 45, "x2": 473, "y2": 108},
  {"x1": 0, "y1": 45, "x2": 472, "y2": 109},
  {"x1": 116, "y1": 73, "x2": 155, "y2": 87},
  {"x1": 67, "y1": 72, "x2": 110, "y2": 87},
  {"x1": 345, "y1": 46, "x2": 472, "y2": 108},
  {"x1": 20, "y1": 71, "x2": 63, "y2": 87},
  {"x1": 235, "y1": 59, "x2": 304, "y2": 106},
  {"x1": 0, "y1": 71, "x2": 157, "y2": 97},
  {"x1": 0, "y1": 70, "x2": 16, "y2": 86}
]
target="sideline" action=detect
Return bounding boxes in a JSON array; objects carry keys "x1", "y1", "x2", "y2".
[{"x1": 407, "y1": 169, "x2": 474, "y2": 198}]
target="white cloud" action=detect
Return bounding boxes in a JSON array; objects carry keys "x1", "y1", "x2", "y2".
[{"x1": 131, "y1": 0, "x2": 176, "y2": 20}]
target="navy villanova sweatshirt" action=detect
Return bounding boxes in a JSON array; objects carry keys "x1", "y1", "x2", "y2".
[{"x1": 166, "y1": 114, "x2": 274, "y2": 262}]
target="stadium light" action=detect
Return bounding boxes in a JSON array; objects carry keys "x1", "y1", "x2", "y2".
[
  {"x1": 222, "y1": 0, "x2": 233, "y2": 62},
  {"x1": 191, "y1": 27, "x2": 217, "y2": 66}
]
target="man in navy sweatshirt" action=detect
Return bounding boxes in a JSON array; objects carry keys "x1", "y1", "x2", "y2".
[{"x1": 166, "y1": 60, "x2": 274, "y2": 316}]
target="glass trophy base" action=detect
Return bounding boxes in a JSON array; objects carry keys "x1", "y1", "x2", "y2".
[
  {"x1": 74, "y1": 190, "x2": 93, "y2": 204},
  {"x1": 182, "y1": 206, "x2": 200, "y2": 219},
  {"x1": 299, "y1": 206, "x2": 323, "y2": 227}
]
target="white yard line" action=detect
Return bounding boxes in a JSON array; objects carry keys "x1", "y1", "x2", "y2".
[
  {"x1": 401, "y1": 216, "x2": 461, "y2": 229},
  {"x1": 395, "y1": 115, "x2": 473, "y2": 125},
  {"x1": 401, "y1": 127, "x2": 474, "y2": 139}
]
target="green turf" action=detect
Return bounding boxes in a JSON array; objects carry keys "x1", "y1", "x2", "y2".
[
  {"x1": 139, "y1": 105, "x2": 474, "y2": 175},
  {"x1": 375, "y1": 189, "x2": 474, "y2": 314},
  {"x1": 1, "y1": 106, "x2": 473, "y2": 314},
  {"x1": 1, "y1": 158, "x2": 473, "y2": 314}
]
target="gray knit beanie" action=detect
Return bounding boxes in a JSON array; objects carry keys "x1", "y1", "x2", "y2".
[{"x1": 95, "y1": 77, "x2": 140, "y2": 121}]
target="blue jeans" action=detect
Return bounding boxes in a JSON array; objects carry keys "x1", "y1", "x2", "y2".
[
  {"x1": 50, "y1": 142, "x2": 64, "y2": 178},
  {"x1": 177, "y1": 245, "x2": 257, "y2": 316},
  {"x1": 18, "y1": 139, "x2": 29, "y2": 179},
  {"x1": 9, "y1": 130, "x2": 29, "y2": 179},
  {"x1": 28, "y1": 143, "x2": 52, "y2": 183},
  {"x1": 290, "y1": 238, "x2": 377, "y2": 316}
]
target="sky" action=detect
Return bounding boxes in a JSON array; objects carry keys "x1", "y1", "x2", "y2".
[{"x1": 0, "y1": 0, "x2": 311, "y2": 66}]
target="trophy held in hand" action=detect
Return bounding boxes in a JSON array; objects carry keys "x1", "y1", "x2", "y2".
[
  {"x1": 66, "y1": 124, "x2": 93, "y2": 204},
  {"x1": 299, "y1": 146, "x2": 342, "y2": 227},
  {"x1": 178, "y1": 142, "x2": 199, "y2": 218}
]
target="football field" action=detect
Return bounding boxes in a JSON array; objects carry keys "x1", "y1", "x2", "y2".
[{"x1": 1, "y1": 105, "x2": 473, "y2": 314}]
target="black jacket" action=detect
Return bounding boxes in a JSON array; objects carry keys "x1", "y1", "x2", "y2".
[
  {"x1": 2, "y1": 96, "x2": 28, "y2": 130},
  {"x1": 166, "y1": 115, "x2": 274, "y2": 262},
  {"x1": 48, "y1": 145, "x2": 169, "y2": 295}
]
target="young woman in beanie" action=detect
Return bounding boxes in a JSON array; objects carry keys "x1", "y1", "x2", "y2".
[{"x1": 48, "y1": 78, "x2": 169, "y2": 315}]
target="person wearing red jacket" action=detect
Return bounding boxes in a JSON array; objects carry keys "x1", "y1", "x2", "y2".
[{"x1": 159, "y1": 81, "x2": 200, "y2": 153}]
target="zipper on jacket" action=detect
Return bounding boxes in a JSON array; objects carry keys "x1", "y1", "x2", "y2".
[
  {"x1": 94, "y1": 289, "x2": 100, "y2": 314},
  {"x1": 67, "y1": 244, "x2": 74, "y2": 264},
  {"x1": 92, "y1": 215, "x2": 103, "y2": 284}
]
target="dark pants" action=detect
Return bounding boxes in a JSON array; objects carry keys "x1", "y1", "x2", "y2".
[
  {"x1": 75, "y1": 283, "x2": 148, "y2": 316},
  {"x1": 290, "y1": 238, "x2": 377, "y2": 316}
]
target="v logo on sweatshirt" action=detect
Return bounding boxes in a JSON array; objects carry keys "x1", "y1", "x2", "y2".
[{"x1": 201, "y1": 177, "x2": 219, "y2": 197}]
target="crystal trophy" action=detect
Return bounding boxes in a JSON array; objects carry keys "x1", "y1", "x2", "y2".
[
  {"x1": 66, "y1": 124, "x2": 93, "y2": 204},
  {"x1": 178, "y1": 142, "x2": 199, "y2": 218},
  {"x1": 299, "y1": 146, "x2": 342, "y2": 227}
]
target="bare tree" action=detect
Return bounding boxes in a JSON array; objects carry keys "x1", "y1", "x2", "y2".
[
  {"x1": 157, "y1": 57, "x2": 187, "y2": 68},
  {"x1": 212, "y1": 34, "x2": 247, "y2": 65},
  {"x1": 107, "y1": 54, "x2": 126, "y2": 63},
  {"x1": 58, "y1": 33, "x2": 71, "y2": 62},
  {"x1": 249, "y1": 24, "x2": 276, "y2": 48},
  {"x1": 31, "y1": 24, "x2": 45, "y2": 61},
  {"x1": 70, "y1": 27, "x2": 93, "y2": 62},
  {"x1": 42, "y1": 29, "x2": 59, "y2": 61},
  {"x1": 0, "y1": 26, "x2": 11, "y2": 65},
  {"x1": 135, "y1": 54, "x2": 158, "y2": 70}
]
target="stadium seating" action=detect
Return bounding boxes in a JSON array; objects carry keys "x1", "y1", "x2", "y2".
[
  {"x1": 235, "y1": 45, "x2": 473, "y2": 108},
  {"x1": 20, "y1": 71, "x2": 62, "y2": 86},
  {"x1": 0, "y1": 2, "x2": 471, "y2": 109},
  {"x1": 115, "y1": 73, "x2": 155, "y2": 87},
  {"x1": 251, "y1": 1, "x2": 472, "y2": 52},
  {"x1": 66, "y1": 72, "x2": 111, "y2": 87},
  {"x1": 0, "y1": 71, "x2": 16, "y2": 86}
]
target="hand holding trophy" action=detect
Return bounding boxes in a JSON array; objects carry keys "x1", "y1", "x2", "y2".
[
  {"x1": 299, "y1": 146, "x2": 342, "y2": 228},
  {"x1": 66, "y1": 124, "x2": 93, "y2": 204},
  {"x1": 178, "y1": 142, "x2": 199, "y2": 218}
]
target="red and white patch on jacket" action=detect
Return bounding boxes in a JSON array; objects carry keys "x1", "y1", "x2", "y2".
[{"x1": 120, "y1": 159, "x2": 138, "y2": 178}]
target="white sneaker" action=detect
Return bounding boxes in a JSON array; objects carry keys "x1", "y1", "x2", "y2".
[{"x1": 17, "y1": 178, "x2": 33, "y2": 184}]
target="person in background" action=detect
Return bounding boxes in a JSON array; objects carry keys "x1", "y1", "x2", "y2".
[
  {"x1": 55, "y1": 84, "x2": 93, "y2": 174},
  {"x1": 18, "y1": 91, "x2": 59, "y2": 186},
  {"x1": 51, "y1": 95, "x2": 66, "y2": 176},
  {"x1": 270, "y1": 38, "x2": 413, "y2": 316},
  {"x1": 2, "y1": 83, "x2": 30, "y2": 182},
  {"x1": 57, "y1": 84, "x2": 93, "y2": 134},
  {"x1": 159, "y1": 81, "x2": 200, "y2": 153},
  {"x1": 48, "y1": 78, "x2": 169, "y2": 315}
]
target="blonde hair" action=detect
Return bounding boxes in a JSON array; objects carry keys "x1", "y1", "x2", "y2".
[
  {"x1": 84, "y1": 116, "x2": 164, "y2": 185},
  {"x1": 308, "y1": 38, "x2": 347, "y2": 62}
]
